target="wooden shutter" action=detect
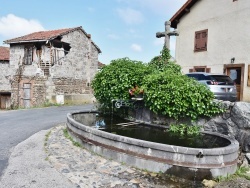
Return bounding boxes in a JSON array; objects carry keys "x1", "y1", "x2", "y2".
[
  {"x1": 189, "y1": 69, "x2": 194, "y2": 73},
  {"x1": 24, "y1": 46, "x2": 33, "y2": 65},
  {"x1": 195, "y1": 32, "x2": 201, "y2": 50},
  {"x1": 248, "y1": 65, "x2": 250, "y2": 86},
  {"x1": 205, "y1": 68, "x2": 211, "y2": 73},
  {"x1": 194, "y1": 29, "x2": 208, "y2": 52},
  {"x1": 200, "y1": 31, "x2": 207, "y2": 50}
]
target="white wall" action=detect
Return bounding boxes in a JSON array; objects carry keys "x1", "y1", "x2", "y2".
[{"x1": 175, "y1": 0, "x2": 250, "y2": 101}]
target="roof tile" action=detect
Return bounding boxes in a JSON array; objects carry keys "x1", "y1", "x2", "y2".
[
  {"x1": 4, "y1": 27, "x2": 81, "y2": 43},
  {"x1": 0, "y1": 46, "x2": 10, "y2": 61},
  {"x1": 4, "y1": 26, "x2": 101, "y2": 53}
]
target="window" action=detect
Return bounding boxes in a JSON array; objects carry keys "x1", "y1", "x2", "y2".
[
  {"x1": 194, "y1": 29, "x2": 208, "y2": 52},
  {"x1": 248, "y1": 65, "x2": 250, "y2": 86},
  {"x1": 189, "y1": 66, "x2": 211, "y2": 73},
  {"x1": 24, "y1": 46, "x2": 33, "y2": 65}
]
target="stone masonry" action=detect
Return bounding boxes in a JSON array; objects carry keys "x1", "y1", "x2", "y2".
[{"x1": 4, "y1": 27, "x2": 101, "y2": 108}]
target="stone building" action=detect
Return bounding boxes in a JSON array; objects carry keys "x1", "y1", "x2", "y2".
[
  {"x1": 170, "y1": 0, "x2": 250, "y2": 101},
  {"x1": 3, "y1": 26, "x2": 101, "y2": 108},
  {"x1": 0, "y1": 46, "x2": 11, "y2": 109}
]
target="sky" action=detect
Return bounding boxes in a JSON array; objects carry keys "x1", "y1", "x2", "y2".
[{"x1": 0, "y1": 0, "x2": 186, "y2": 64}]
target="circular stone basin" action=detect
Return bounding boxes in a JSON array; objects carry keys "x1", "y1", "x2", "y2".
[{"x1": 67, "y1": 110, "x2": 239, "y2": 180}]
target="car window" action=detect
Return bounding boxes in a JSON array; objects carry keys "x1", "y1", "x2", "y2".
[
  {"x1": 186, "y1": 74, "x2": 199, "y2": 80},
  {"x1": 186, "y1": 74, "x2": 208, "y2": 81},
  {"x1": 209, "y1": 75, "x2": 234, "y2": 85},
  {"x1": 199, "y1": 74, "x2": 207, "y2": 80}
]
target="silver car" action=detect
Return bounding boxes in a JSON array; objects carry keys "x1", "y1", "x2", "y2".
[{"x1": 186, "y1": 72, "x2": 237, "y2": 102}]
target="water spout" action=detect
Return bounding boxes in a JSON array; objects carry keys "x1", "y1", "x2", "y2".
[{"x1": 196, "y1": 151, "x2": 204, "y2": 158}]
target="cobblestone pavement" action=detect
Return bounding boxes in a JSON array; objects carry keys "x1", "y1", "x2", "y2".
[{"x1": 45, "y1": 124, "x2": 198, "y2": 188}]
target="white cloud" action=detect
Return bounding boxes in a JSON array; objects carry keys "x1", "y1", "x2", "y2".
[
  {"x1": 0, "y1": 14, "x2": 45, "y2": 39},
  {"x1": 116, "y1": 8, "x2": 144, "y2": 24},
  {"x1": 154, "y1": 37, "x2": 164, "y2": 46},
  {"x1": 131, "y1": 43, "x2": 142, "y2": 52}
]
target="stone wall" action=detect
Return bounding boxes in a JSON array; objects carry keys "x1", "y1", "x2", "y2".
[
  {"x1": 133, "y1": 101, "x2": 250, "y2": 152},
  {"x1": 7, "y1": 28, "x2": 99, "y2": 108},
  {"x1": 0, "y1": 63, "x2": 12, "y2": 92},
  {"x1": 10, "y1": 76, "x2": 47, "y2": 108},
  {"x1": 202, "y1": 101, "x2": 250, "y2": 152}
]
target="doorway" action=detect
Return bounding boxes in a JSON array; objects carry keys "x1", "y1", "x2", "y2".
[
  {"x1": 224, "y1": 64, "x2": 245, "y2": 101},
  {"x1": 0, "y1": 93, "x2": 11, "y2": 109},
  {"x1": 23, "y1": 83, "x2": 31, "y2": 108}
]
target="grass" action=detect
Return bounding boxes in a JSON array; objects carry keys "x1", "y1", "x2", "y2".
[
  {"x1": 44, "y1": 130, "x2": 51, "y2": 147},
  {"x1": 63, "y1": 128, "x2": 81, "y2": 147},
  {"x1": 235, "y1": 166, "x2": 250, "y2": 180},
  {"x1": 44, "y1": 130, "x2": 52, "y2": 160},
  {"x1": 215, "y1": 166, "x2": 250, "y2": 182}
]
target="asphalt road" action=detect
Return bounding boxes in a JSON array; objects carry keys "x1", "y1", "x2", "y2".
[{"x1": 0, "y1": 104, "x2": 94, "y2": 178}]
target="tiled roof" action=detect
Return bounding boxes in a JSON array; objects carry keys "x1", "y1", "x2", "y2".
[
  {"x1": 4, "y1": 27, "x2": 80, "y2": 43},
  {"x1": 98, "y1": 61, "x2": 105, "y2": 68},
  {"x1": 170, "y1": 0, "x2": 199, "y2": 28},
  {"x1": 0, "y1": 46, "x2": 9, "y2": 61},
  {"x1": 4, "y1": 26, "x2": 101, "y2": 53}
]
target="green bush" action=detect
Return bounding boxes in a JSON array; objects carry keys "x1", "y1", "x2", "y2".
[
  {"x1": 92, "y1": 47, "x2": 224, "y2": 120},
  {"x1": 148, "y1": 46, "x2": 181, "y2": 74},
  {"x1": 143, "y1": 70, "x2": 224, "y2": 120},
  {"x1": 91, "y1": 57, "x2": 149, "y2": 108}
]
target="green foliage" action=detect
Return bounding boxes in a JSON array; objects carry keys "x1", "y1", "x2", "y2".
[
  {"x1": 143, "y1": 70, "x2": 224, "y2": 120},
  {"x1": 92, "y1": 46, "x2": 224, "y2": 120},
  {"x1": 91, "y1": 57, "x2": 149, "y2": 108},
  {"x1": 169, "y1": 124, "x2": 201, "y2": 136},
  {"x1": 148, "y1": 46, "x2": 181, "y2": 74},
  {"x1": 216, "y1": 166, "x2": 250, "y2": 182},
  {"x1": 235, "y1": 166, "x2": 250, "y2": 180},
  {"x1": 63, "y1": 129, "x2": 81, "y2": 147}
]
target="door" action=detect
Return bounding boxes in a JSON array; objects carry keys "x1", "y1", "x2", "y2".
[
  {"x1": 23, "y1": 83, "x2": 31, "y2": 108},
  {"x1": 224, "y1": 64, "x2": 245, "y2": 101},
  {"x1": 228, "y1": 68, "x2": 241, "y2": 100},
  {"x1": 0, "y1": 94, "x2": 11, "y2": 109},
  {"x1": 0, "y1": 95, "x2": 6, "y2": 109}
]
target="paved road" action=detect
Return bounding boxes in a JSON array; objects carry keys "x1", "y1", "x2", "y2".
[{"x1": 0, "y1": 104, "x2": 94, "y2": 178}]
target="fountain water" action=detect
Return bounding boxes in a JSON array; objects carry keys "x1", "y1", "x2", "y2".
[{"x1": 67, "y1": 110, "x2": 239, "y2": 181}]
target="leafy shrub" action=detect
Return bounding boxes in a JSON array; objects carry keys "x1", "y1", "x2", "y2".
[
  {"x1": 143, "y1": 70, "x2": 224, "y2": 120},
  {"x1": 92, "y1": 47, "x2": 224, "y2": 120},
  {"x1": 148, "y1": 46, "x2": 181, "y2": 74},
  {"x1": 169, "y1": 124, "x2": 201, "y2": 136},
  {"x1": 91, "y1": 57, "x2": 149, "y2": 108}
]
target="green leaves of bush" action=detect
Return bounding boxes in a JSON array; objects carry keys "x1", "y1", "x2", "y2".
[
  {"x1": 91, "y1": 58, "x2": 149, "y2": 108},
  {"x1": 92, "y1": 47, "x2": 224, "y2": 120},
  {"x1": 143, "y1": 70, "x2": 224, "y2": 120}
]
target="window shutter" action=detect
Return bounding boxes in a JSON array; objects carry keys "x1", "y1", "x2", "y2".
[
  {"x1": 189, "y1": 69, "x2": 194, "y2": 73},
  {"x1": 200, "y1": 31, "x2": 207, "y2": 50},
  {"x1": 195, "y1": 32, "x2": 201, "y2": 50},
  {"x1": 248, "y1": 65, "x2": 250, "y2": 86},
  {"x1": 205, "y1": 68, "x2": 211, "y2": 73},
  {"x1": 194, "y1": 29, "x2": 208, "y2": 52},
  {"x1": 24, "y1": 47, "x2": 33, "y2": 65}
]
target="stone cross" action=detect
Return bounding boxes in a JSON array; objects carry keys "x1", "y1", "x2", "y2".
[{"x1": 156, "y1": 21, "x2": 179, "y2": 50}]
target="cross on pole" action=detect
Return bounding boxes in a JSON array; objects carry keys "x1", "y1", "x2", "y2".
[{"x1": 156, "y1": 21, "x2": 179, "y2": 50}]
